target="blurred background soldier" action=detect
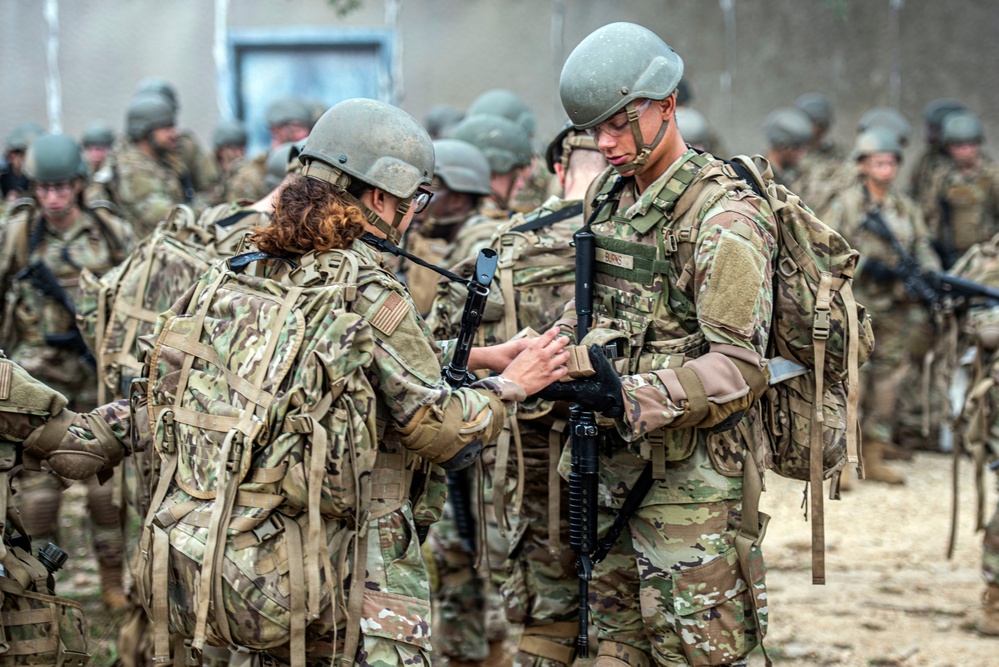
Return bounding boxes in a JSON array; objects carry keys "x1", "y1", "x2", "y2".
[
  {"x1": 0, "y1": 133, "x2": 133, "y2": 611},
  {"x1": 80, "y1": 122, "x2": 115, "y2": 177},
  {"x1": 911, "y1": 98, "x2": 967, "y2": 201},
  {"x1": 448, "y1": 113, "x2": 534, "y2": 262},
  {"x1": 425, "y1": 103, "x2": 466, "y2": 140},
  {"x1": 922, "y1": 110, "x2": 999, "y2": 270},
  {"x1": 1, "y1": 122, "x2": 44, "y2": 202},
  {"x1": 674, "y1": 107, "x2": 713, "y2": 153},
  {"x1": 402, "y1": 138, "x2": 492, "y2": 315},
  {"x1": 134, "y1": 77, "x2": 220, "y2": 198},
  {"x1": 823, "y1": 128, "x2": 940, "y2": 484},
  {"x1": 102, "y1": 93, "x2": 201, "y2": 239},
  {"x1": 208, "y1": 119, "x2": 249, "y2": 204},
  {"x1": 227, "y1": 95, "x2": 313, "y2": 201},
  {"x1": 762, "y1": 106, "x2": 813, "y2": 190},
  {"x1": 468, "y1": 89, "x2": 550, "y2": 213}
]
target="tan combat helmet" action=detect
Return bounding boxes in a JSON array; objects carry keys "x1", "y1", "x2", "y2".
[
  {"x1": 450, "y1": 114, "x2": 532, "y2": 176},
  {"x1": 298, "y1": 98, "x2": 434, "y2": 244},
  {"x1": 853, "y1": 127, "x2": 903, "y2": 162},
  {"x1": 857, "y1": 108, "x2": 912, "y2": 148},
  {"x1": 468, "y1": 89, "x2": 535, "y2": 141},
  {"x1": 941, "y1": 110, "x2": 984, "y2": 145},
  {"x1": 559, "y1": 22, "x2": 683, "y2": 175},
  {"x1": 544, "y1": 119, "x2": 598, "y2": 174},
  {"x1": 764, "y1": 108, "x2": 813, "y2": 148},
  {"x1": 126, "y1": 93, "x2": 176, "y2": 142},
  {"x1": 432, "y1": 138, "x2": 492, "y2": 196},
  {"x1": 24, "y1": 133, "x2": 88, "y2": 183}
]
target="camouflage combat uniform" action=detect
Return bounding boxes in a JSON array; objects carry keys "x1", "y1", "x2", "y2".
[
  {"x1": 0, "y1": 197, "x2": 134, "y2": 606},
  {"x1": 178, "y1": 130, "x2": 221, "y2": 199},
  {"x1": 909, "y1": 147, "x2": 949, "y2": 202},
  {"x1": 226, "y1": 153, "x2": 269, "y2": 202},
  {"x1": 510, "y1": 161, "x2": 554, "y2": 214},
  {"x1": 18, "y1": 237, "x2": 527, "y2": 667},
  {"x1": 922, "y1": 158, "x2": 999, "y2": 267},
  {"x1": 558, "y1": 150, "x2": 775, "y2": 665},
  {"x1": 448, "y1": 199, "x2": 511, "y2": 266},
  {"x1": 824, "y1": 181, "x2": 939, "y2": 447},
  {"x1": 111, "y1": 142, "x2": 199, "y2": 239}
]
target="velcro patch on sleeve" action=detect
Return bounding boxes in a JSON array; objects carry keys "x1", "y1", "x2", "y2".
[
  {"x1": 700, "y1": 230, "x2": 766, "y2": 336},
  {"x1": 370, "y1": 291, "x2": 410, "y2": 337},
  {"x1": 0, "y1": 360, "x2": 11, "y2": 400}
]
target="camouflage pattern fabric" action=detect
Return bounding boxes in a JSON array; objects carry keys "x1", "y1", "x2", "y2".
[
  {"x1": 226, "y1": 153, "x2": 269, "y2": 203},
  {"x1": 177, "y1": 130, "x2": 221, "y2": 198},
  {"x1": 922, "y1": 158, "x2": 999, "y2": 259},
  {"x1": 113, "y1": 142, "x2": 196, "y2": 239},
  {"x1": 824, "y1": 181, "x2": 939, "y2": 442},
  {"x1": 510, "y1": 160, "x2": 554, "y2": 214},
  {"x1": 909, "y1": 147, "x2": 949, "y2": 202},
  {"x1": 447, "y1": 199, "x2": 510, "y2": 267},
  {"x1": 550, "y1": 150, "x2": 777, "y2": 664}
]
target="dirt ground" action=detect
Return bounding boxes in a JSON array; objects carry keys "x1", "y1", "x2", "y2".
[{"x1": 53, "y1": 450, "x2": 997, "y2": 667}]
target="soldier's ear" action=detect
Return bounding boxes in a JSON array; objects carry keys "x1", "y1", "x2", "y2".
[{"x1": 659, "y1": 94, "x2": 676, "y2": 121}]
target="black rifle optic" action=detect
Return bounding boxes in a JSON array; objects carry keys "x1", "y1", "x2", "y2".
[
  {"x1": 13, "y1": 260, "x2": 97, "y2": 370},
  {"x1": 861, "y1": 209, "x2": 999, "y2": 307}
]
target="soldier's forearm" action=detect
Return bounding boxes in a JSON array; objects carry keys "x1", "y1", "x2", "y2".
[{"x1": 22, "y1": 399, "x2": 129, "y2": 480}]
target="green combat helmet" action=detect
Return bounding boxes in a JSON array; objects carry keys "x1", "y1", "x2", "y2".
[
  {"x1": 941, "y1": 110, "x2": 984, "y2": 145},
  {"x1": 451, "y1": 114, "x2": 532, "y2": 175},
  {"x1": 5, "y1": 122, "x2": 45, "y2": 152},
  {"x1": 433, "y1": 138, "x2": 492, "y2": 195},
  {"x1": 675, "y1": 77, "x2": 692, "y2": 106},
  {"x1": 559, "y1": 22, "x2": 683, "y2": 175},
  {"x1": 675, "y1": 108, "x2": 711, "y2": 149},
  {"x1": 544, "y1": 119, "x2": 598, "y2": 174},
  {"x1": 126, "y1": 93, "x2": 176, "y2": 141},
  {"x1": 213, "y1": 119, "x2": 248, "y2": 149},
  {"x1": 853, "y1": 127, "x2": 903, "y2": 162},
  {"x1": 264, "y1": 140, "x2": 304, "y2": 191},
  {"x1": 923, "y1": 98, "x2": 966, "y2": 135},
  {"x1": 764, "y1": 107, "x2": 813, "y2": 147},
  {"x1": 298, "y1": 98, "x2": 434, "y2": 244},
  {"x1": 467, "y1": 89, "x2": 535, "y2": 140},
  {"x1": 265, "y1": 96, "x2": 313, "y2": 128},
  {"x1": 795, "y1": 92, "x2": 834, "y2": 129},
  {"x1": 136, "y1": 77, "x2": 179, "y2": 113},
  {"x1": 424, "y1": 104, "x2": 465, "y2": 139},
  {"x1": 81, "y1": 122, "x2": 114, "y2": 148},
  {"x1": 24, "y1": 133, "x2": 88, "y2": 183},
  {"x1": 857, "y1": 108, "x2": 912, "y2": 147}
]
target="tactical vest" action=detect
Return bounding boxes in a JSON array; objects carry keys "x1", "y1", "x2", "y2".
[{"x1": 944, "y1": 169, "x2": 997, "y2": 254}]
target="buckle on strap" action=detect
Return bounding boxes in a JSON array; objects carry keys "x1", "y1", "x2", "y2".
[
  {"x1": 252, "y1": 513, "x2": 284, "y2": 544},
  {"x1": 813, "y1": 307, "x2": 831, "y2": 340}
]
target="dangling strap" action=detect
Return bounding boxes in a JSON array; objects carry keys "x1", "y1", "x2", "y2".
[
  {"x1": 810, "y1": 273, "x2": 833, "y2": 585},
  {"x1": 301, "y1": 391, "x2": 335, "y2": 621},
  {"x1": 734, "y1": 447, "x2": 772, "y2": 667},
  {"x1": 284, "y1": 517, "x2": 308, "y2": 667},
  {"x1": 493, "y1": 418, "x2": 514, "y2": 538},
  {"x1": 547, "y1": 419, "x2": 568, "y2": 558},
  {"x1": 840, "y1": 281, "x2": 863, "y2": 478}
]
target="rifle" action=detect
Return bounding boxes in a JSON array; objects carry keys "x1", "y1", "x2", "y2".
[
  {"x1": 861, "y1": 209, "x2": 999, "y2": 307},
  {"x1": 934, "y1": 195, "x2": 958, "y2": 270},
  {"x1": 569, "y1": 177, "x2": 626, "y2": 658},
  {"x1": 12, "y1": 261, "x2": 97, "y2": 370}
]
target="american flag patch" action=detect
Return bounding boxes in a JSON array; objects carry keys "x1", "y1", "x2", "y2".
[
  {"x1": 0, "y1": 360, "x2": 11, "y2": 401},
  {"x1": 370, "y1": 292, "x2": 409, "y2": 336}
]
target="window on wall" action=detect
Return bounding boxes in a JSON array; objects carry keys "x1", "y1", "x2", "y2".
[{"x1": 228, "y1": 28, "x2": 394, "y2": 155}]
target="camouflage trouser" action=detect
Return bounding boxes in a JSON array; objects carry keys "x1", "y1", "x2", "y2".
[
  {"x1": 590, "y1": 498, "x2": 766, "y2": 667},
  {"x1": 500, "y1": 424, "x2": 578, "y2": 667},
  {"x1": 428, "y1": 466, "x2": 510, "y2": 662},
  {"x1": 984, "y1": 476, "x2": 999, "y2": 585},
  {"x1": 860, "y1": 303, "x2": 932, "y2": 443}
]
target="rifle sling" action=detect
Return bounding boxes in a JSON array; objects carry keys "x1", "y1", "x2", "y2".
[
  {"x1": 592, "y1": 462, "x2": 653, "y2": 564},
  {"x1": 511, "y1": 202, "x2": 584, "y2": 234}
]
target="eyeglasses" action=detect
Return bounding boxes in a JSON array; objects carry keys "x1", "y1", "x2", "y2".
[
  {"x1": 586, "y1": 99, "x2": 652, "y2": 140},
  {"x1": 34, "y1": 181, "x2": 75, "y2": 195},
  {"x1": 412, "y1": 187, "x2": 434, "y2": 214}
]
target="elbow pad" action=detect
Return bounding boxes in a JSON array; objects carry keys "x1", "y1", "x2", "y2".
[
  {"x1": 395, "y1": 390, "x2": 506, "y2": 470},
  {"x1": 665, "y1": 348, "x2": 769, "y2": 430},
  {"x1": 23, "y1": 408, "x2": 125, "y2": 480}
]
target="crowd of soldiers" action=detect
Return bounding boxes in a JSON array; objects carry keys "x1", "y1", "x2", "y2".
[{"x1": 1, "y1": 18, "x2": 999, "y2": 667}]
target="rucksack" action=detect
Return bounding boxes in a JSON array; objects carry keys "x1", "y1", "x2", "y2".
[
  {"x1": 686, "y1": 155, "x2": 875, "y2": 584},
  {"x1": 132, "y1": 248, "x2": 381, "y2": 667}
]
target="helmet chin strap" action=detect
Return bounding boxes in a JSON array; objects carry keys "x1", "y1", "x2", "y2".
[
  {"x1": 611, "y1": 101, "x2": 670, "y2": 176},
  {"x1": 301, "y1": 160, "x2": 410, "y2": 245}
]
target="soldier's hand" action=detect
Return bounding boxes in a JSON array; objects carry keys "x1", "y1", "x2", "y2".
[
  {"x1": 469, "y1": 336, "x2": 533, "y2": 373},
  {"x1": 499, "y1": 327, "x2": 570, "y2": 395},
  {"x1": 532, "y1": 345, "x2": 624, "y2": 418}
]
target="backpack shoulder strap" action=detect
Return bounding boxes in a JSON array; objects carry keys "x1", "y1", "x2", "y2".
[
  {"x1": 86, "y1": 203, "x2": 130, "y2": 263},
  {"x1": 0, "y1": 203, "x2": 36, "y2": 279}
]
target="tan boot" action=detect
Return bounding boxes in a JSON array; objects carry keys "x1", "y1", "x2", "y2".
[
  {"x1": 881, "y1": 440, "x2": 915, "y2": 461},
  {"x1": 98, "y1": 558, "x2": 129, "y2": 612},
  {"x1": 975, "y1": 583, "x2": 999, "y2": 636},
  {"x1": 862, "y1": 439, "x2": 906, "y2": 485}
]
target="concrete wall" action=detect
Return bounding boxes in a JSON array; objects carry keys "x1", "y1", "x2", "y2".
[{"x1": 2, "y1": 0, "x2": 997, "y2": 169}]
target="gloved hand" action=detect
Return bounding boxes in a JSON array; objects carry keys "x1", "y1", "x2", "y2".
[
  {"x1": 532, "y1": 345, "x2": 624, "y2": 418},
  {"x1": 860, "y1": 258, "x2": 897, "y2": 284}
]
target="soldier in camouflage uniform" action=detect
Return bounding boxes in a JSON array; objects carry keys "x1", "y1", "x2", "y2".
[
  {"x1": 1, "y1": 122, "x2": 44, "y2": 202},
  {"x1": 101, "y1": 94, "x2": 202, "y2": 239},
  {"x1": 823, "y1": 128, "x2": 940, "y2": 485},
  {"x1": 402, "y1": 138, "x2": 492, "y2": 315},
  {"x1": 10, "y1": 98, "x2": 572, "y2": 667},
  {"x1": 81, "y1": 122, "x2": 115, "y2": 177},
  {"x1": 446, "y1": 114, "x2": 533, "y2": 264},
  {"x1": 425, "y1": 104, "x2": 466, "y2": 140},
  {"x1": 794, "y1": 93, "x2": 848, "y2": 211},
  {"x1": 534, "y1": 23, "x2": 776, "y2": 666},
  {"x1": 921, "y1": 110, "x2": 999, "y2": 270},
  {"x1": 467, "y1": 89, "x2": 551, "y2": 214},
  {"x1": 228, "y1": 96, "x2": 314, "y2": 202},
  {"x1": 910, "y1": 98, "x2": 966, "y2": 202},
  {"x1": 206, "y1": 119, "x2": 249, "y2": 205},
  {"x1": 762, "y1": 107, "x2": 813, "y2": 192},
  {"x1": 0, "y1": 133, "x2": 134, "y2": 611},
  {"x1": 135, "y1": 77, "x2": 221, "y2": 198}
]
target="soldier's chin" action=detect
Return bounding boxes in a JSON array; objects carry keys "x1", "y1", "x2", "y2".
[{"x1": 611, "y1": 163, "x2": 636, "y2": 177}]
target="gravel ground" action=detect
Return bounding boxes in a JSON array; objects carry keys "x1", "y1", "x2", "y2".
[{"x1": 52, "y1": 450, "x2": 997, "y2": 667}]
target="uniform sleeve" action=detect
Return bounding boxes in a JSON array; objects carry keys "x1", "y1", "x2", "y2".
[
  {"x1": 22, "y1": 399, "x2": 129, "y2": 480},
  {"x1": 360, "y1": 283, "x2": 521, "y2": 464},
  {"x1": 617, "y1": 198, "x2": 776, "y2": 441},
  {"x1": 117, "y1": 164, "x2": 178, "y2": 235}
]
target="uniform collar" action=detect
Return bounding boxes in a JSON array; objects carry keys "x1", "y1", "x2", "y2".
[{"x1": 621, "y1": 149, "x2": 702, "y2": 220}]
